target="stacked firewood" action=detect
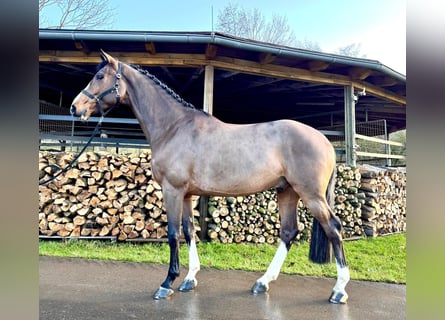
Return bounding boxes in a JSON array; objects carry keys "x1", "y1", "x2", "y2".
[
  {"x1": 39, "y1": 151, "x2": 406, "y2": 243},
  {"x1": 206, "y1": 193, "x2": 315, "y2": 244},
  {"x1": 206, "y1": 165, "x2": 365, "y2": 243},
  {"x1": 39, "y1": 151, "x2": 200, "y2": 241},
  {"x1": 207, "y1": 192, "x2": 279, "y2": 244},
  {"x1": 358, "y1": 165, "x2": 407, "y2": 237},
  {"x1": 334, "y1": 164, "x2": 365, "y2": 238}
]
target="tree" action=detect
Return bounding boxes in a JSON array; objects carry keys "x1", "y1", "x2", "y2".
[
  {"x1": 39, "y1": 0, "x2": 116, "y2": 30},
  {"x1": 216, "y1": 3, "x2": 371, "y2": 57},
  {"x1": 215, "y1": 2, "x2": 298, "y2": 47},
  {"x1": 335, "y1": 43, "x2": 367, "y2": 58},
  {"x1": 295, "y1": 37, "x2": 322, "y2": 52}
]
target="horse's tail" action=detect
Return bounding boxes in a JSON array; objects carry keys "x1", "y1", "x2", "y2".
[{"x1": 308, "y1": 166, "x2": 336, "y2": 264}]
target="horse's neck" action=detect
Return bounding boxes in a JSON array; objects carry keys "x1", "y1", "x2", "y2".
[{"x1": 125, "y1": 68, "x2": 189, "y2": 147}]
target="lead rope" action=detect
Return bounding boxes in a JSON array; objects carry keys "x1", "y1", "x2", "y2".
[{"x1": 38, "y1": 116, "x2": 104, "y2": 186}]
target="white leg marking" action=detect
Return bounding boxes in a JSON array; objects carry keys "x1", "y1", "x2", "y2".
[
  {"x1": 257, "y1": 242, "x2": 288, "y2": 286},
  {"x1": 184, "y1": 238, "x2": 200, "y2": 282},
  {"x1": 333, "y1": 259, "x2": 350, "y2": 293}
]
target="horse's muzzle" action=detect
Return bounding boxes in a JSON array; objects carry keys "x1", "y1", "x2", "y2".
[
  {"x1": 70, "y1": 105, "x2": 77, "y2": 116},
  {"x1": 70, "y1": 104, "x2": 88, "y2": 120}
]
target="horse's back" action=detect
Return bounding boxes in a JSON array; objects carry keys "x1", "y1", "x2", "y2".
[{"x1": 189, "y1": 116, "x2": 335, "y2": 173}]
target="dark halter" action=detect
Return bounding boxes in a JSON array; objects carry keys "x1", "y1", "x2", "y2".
[
  {"x1": 39, "y1": 62, "x2": 123, "y2": 185},
  {"x1": 81, "y1": 61, "x2": 123, "y2": 117}
]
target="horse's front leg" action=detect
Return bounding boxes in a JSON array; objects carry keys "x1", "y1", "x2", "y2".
[
  {"x1": 178, "y1": 196, "x2": 200, "y2": 292},
  {"x1": 153, "y1": 186, "x2": 184, "y2": 300}
]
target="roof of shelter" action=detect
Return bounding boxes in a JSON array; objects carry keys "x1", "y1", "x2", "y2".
[{"x1": 39, "y1": 29, "x2": 406, "y2": 133}]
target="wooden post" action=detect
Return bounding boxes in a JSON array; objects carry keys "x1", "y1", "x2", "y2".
[
  {"x1": 203, "y1": 65, "x2": 214, "y2": 114},
  {"x1": 383, "y1": 119, "x2": 391, "y2": 166},
  {"x1": 198, "y1": 65, "x2": 214, "y2": 240},
  {"x1": 344, "y1": 84, "x2": 356, "y2": 166}
]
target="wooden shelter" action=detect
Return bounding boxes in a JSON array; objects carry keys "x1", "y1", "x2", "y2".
[{"x1": 39, "y1": 29, "x2": 406, "y2": 166}]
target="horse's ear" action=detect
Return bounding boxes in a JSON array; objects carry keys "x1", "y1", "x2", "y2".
[
  {"x1": 100, "y1": 49, "x2": 119, "y2": 71},
  {"x1": 100, "y1": 49, "x2": 108, "y2": 62}
]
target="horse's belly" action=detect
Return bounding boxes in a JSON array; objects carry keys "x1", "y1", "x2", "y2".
[{"x1": 190, "y1": 166, "x2": 282, "y2": 196}]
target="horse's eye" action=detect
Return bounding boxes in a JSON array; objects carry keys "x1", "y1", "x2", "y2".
[{"x1": 96, "y1": 74, "x2": 104, "y2": 80}]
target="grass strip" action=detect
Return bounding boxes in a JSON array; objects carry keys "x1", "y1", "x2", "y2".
[{"x1": 39, "y1": 233, "x2": 405, "y2": 284}]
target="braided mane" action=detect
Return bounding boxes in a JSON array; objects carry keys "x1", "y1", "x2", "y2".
[{"x1": 129, "y1": 64, "x2": 198, "y2": 111}]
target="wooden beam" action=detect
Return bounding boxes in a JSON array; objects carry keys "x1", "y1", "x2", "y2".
[
  {"x1": 39, "y1": 50, "x2": 406, "y2": 105},
  {"x1": 144, "y1": 42, "x2": 156, "y2": 55},
  {"x1": 74, "y1": 41, "x2": 90, "y2": 54},
  {"x1": 351, "y1": 80, "x2": 405, "y2": 106},
  {"x1": 206, "y1": 55, "x2": 352, "y2": 85},
  {"x1": 217, "y1": 70, "x2": 239, "y2": 79},
  {"x1": 348, "y1": 67, "x2": 372, "y2": 80},
  {"x1": 307, "y1": 60, "x2": 330, "y2": 72},
  {"x1": 372, "y1": 76, "x2": 398, "y2": 87},
  {"x1": 356, "y1": 151, "x2": 405, "y2": 160},
  {"x1": 258, "y1": 52, "x2": 276, "y2": 64},
  {"x1": 205, "y1": 44, "x2": 218, "y2": 59}
]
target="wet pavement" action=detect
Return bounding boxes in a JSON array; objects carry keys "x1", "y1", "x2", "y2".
[{"x1": 39, "y1": 256, "x2": 405, "y2": 319}]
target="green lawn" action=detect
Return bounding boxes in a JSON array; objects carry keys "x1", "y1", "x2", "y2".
[{"x1": 39, "y1": 233, "x2": 406, "y2": 284}]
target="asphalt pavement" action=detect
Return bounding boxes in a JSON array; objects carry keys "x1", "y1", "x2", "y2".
[{"x1": 39, "y1": 256, "x2": 405, "y2": 320}]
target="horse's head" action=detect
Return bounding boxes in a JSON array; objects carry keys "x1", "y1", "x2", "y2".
[{"x1": 71, "y1": 50, "x2": 127, "y2": 121}]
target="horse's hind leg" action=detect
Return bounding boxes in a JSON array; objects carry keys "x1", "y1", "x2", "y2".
[
  {"x1": 306, "y1": 196, "x2": 350, "y2": 304},
  {"x1": 178, "y1": 196, "x2": 200, "y2": 292},
  {"x1": 328, "y1": 216, "x2": 350, "y2": 304},
  {"x1": 252, "y1": 186, "x2": 299, "y2": 294}
]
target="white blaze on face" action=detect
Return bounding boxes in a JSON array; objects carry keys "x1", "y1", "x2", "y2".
[{"x1": 72, "y1": 83, "x2": 93, "y2": 120}]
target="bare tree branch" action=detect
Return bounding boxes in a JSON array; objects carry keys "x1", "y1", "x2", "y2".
[
  {"x1": 40, "y1": 0, "x2": 116, "y2": 29},
  {"x1": 263, "y1": 15, "x2": 297, "y2": 46},
  {"x1": 39, "y1": 0, "x2": 59, "y2": 12},
  {"x1": 216, "y1": 3, "x2": 244, "y2": 37},
  {"x1": 335, "y1": 43, "x2": 367, "y2": 58},
  {"x1": 216, "y1": 3, "x2": 298, "y2": 47},
  {"x1": 295, "y1": 37, "x2": 322, "y2": 52}
]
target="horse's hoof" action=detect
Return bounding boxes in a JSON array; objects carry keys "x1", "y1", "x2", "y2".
[
  {"x1": 153, "y1": 286, "x2": 174, "y2": 300},
  {"x1": 329, "y1": 290, "x2": 348, "y2": 304},
  {"x1": 178, "y1": 278, "x2": 197, "y2": 292},
  {"x1": 251, "y1": 281, "x2": 269, "y2": 294}
]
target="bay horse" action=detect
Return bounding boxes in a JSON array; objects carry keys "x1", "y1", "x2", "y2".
[{"x1": 70, "y1": 51, "x2": 350, "y2": 304}]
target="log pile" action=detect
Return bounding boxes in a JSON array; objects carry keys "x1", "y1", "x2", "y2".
[
  {"x1": 334, "y1": 164, "x2": 365, "y2": 238},
  {"x1": 39, "y1": 151, "x2": 200, "y2": 241},
  {"x1": 358, "y1": 165, "x2": 407, "y2": 237},
  {"x1": 39, "y1": 151, "x2": 406, "y2": 243},
  {"x1": 205, "y1": 192, "x2": 312, "y2": 244},
  {"x1": 206, "y1": 165, "x2": 365, "y2": 243}
]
